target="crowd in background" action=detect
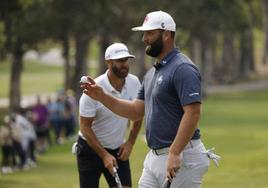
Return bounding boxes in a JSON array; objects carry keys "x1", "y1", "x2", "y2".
[{"x1": 0, "y1": 90, "x2": 78, "y2": 174}]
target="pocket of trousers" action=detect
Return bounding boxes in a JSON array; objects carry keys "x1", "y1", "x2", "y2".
[
  {"x1": 181, "y1": 144, "x2": 210, "y2": 169},
  {"x1": 181, "y1": 144, "x2": 210, "y2": 184}
]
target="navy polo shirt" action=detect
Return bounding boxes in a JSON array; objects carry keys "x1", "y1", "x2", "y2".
[{"x1": 137, "y1": 48, "x2": 201, "y2": 149}]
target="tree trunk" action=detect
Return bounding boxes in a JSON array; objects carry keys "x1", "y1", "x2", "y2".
[
  {"x1": 238, "y1": 1, "x2": 255, "y2": 79},
  {"x1": 191, "y1": 37, "x2": 215, "y2": 97},
  {"x1": 239, "y1": 28, "x2": 254, "y2": 79},
  {"x1": 189, "y1": 38, "x2": 202, "y2": 69},
  {"x1": 61, "y1": 35, "x2": 71, "y2": 92},
  {"x1": 262, "y1": 0, "x2": 268, "y2": 64},
  {"x1": 248, "y1": 1, "x2": 255, "y2": 72},
  {"x1": 220, "y1": 34, "x2": 237, "y2": 83},
  {"x1": 9, "y1": 39, "x2": 24, "y2": 111},
  {"x1": 135, "y1": 43, "x2": 146, "y2": 81},
  {"x1": 71, "y1": 34, "x2": 91, "y2": 101},
  {"x1": 200, "y1": 39, "x2": 213, "y2": 98},
  {"x1": 98, "y1": 34, "x2": 110, "y2": 75}
]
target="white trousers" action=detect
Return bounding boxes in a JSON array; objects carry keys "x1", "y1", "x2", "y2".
[{"x1": 138, "y1": 140, "x2": 210, "y2": 188}]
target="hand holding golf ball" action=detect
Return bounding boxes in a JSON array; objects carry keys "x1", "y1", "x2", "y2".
[
  {"x1": 80, "y1": 76, "x2": 88, "y2": 83},
  {"x1": 80, "y1": 76, "x2": 104, "y2": 101}
]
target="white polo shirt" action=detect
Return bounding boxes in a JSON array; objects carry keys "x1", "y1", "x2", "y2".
[{"x1": 79, "y1": 71, "x2": 141, "y2": 149}]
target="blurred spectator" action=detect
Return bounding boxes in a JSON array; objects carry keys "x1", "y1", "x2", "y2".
[
  {"x1": 63, "y1": 92, "x2": 77, "y2": 139},
  {"x1": 15, "y1": 108, "x2": 37, "y2": 168},
  {"x1": 32, "y1": 96, "x2": 50, "y2": 152},
  {"x1": 47, "y1": 96, "x2": 64, "y2": 144},
  {"x1": 0, "y1": 116, "x2": 16, "y2": 174}
]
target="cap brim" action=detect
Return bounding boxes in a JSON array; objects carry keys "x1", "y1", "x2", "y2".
[
  {"x1": 132, "y1": 26, "x2": 176, "y2": 32},
  {"x1": 109, "y1": 54, "x2": 135, "y2": 60},
  {"x1": 132, "y1": 26, "x2": 159, "y2": 31}
]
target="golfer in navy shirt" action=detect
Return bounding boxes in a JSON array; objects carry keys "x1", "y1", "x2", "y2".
[{"x1": 82, "y1": 10, "x2": 220, "y2": 188}]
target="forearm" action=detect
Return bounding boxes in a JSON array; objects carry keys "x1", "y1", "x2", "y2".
[
  {"x1": 127, "y1": 119, "x2": 143, "y2": 145},
  {"x1": 100, "y1": 92, "x2": 143, "y2": 121},
  {"x1": 169, "y1": 105, "x2": 200, "y2": 155},
  {"x1": 82, "y1": 79, "x2": 144, "y2": 120},
  {"x1": 81, "y1": 126, "x2": 108, "y2": 159}
]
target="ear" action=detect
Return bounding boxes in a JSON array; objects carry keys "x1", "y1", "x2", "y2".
[
  {"x1": 162, "y1": 31, "x2": 170, "y2": 41},
  {"x1": 105, "y1": 60, "x2": 111, "y2": 66}
]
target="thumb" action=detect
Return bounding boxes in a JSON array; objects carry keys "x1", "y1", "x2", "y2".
[
  {"x1": 113, "y1": 158, "x2": 118, "y2": 169},
  {"x1": 86, "y1": 76, "x2": 96, "y2": 85},
  {"x1": 117, "y1": 146, "x2": 123, "y2": 156}
]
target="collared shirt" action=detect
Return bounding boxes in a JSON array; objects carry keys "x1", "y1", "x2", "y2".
[
  {"x1": 79, "y1": 71, "x2": 141, "y2": 149},
  {"x1": 137, "y1": 48, "x2": 201, "y2": 149}
]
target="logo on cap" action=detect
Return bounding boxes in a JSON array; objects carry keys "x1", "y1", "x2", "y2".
[
  {"x1": 132, "y1": 11, "x2": 176, "y2": 32},
  {"x1": 115, "y1": 49, "x2": 128, "y2": 54},
  {"x1": 143, "y1": 16, "x2": 149, "y2": 23},
  {"x1": 161, "y1": 22, "x2": 165, "y2": 29}
]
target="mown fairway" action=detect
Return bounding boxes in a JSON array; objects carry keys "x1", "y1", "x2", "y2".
[
  {"x1": 201, "y1": 91, "x2": 268, "y2": 188},
  {"x1": 0, "y1": 61, "x2": 63, "y2": 98}
]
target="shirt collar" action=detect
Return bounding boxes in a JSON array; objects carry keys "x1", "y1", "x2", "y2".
[
  {"x1": 103, "y1": 70, "x2": 127, "y2": 94},
  {"x1": 154, "y1": 48, "x2": 180, "y2": 70}
]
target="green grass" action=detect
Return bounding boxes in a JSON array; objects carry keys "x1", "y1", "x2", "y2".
[
  {"x1": 201, "y1": 91, "x2": 268, "y2": 188},
  {"x1": 0, "y1": 60, "x2": 99, "y2": 98},
  {"x1": 0, "y1": 90, "x2": 268, "y2": 188},
  {"x1": 1, "y1": 58, "x2": 268, "y2": 187},
  {"x1": 0, "y1": 61, "x2": 63, "y2": 98}
]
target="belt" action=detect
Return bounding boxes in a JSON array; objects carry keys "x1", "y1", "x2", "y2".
[
  {"x1": 152, "y1": 139, "x2": 201, "y2": 156},
  {"x1": 152, "y1": 147, "x2": 169, "y2": 155},
  {"x1": 184, "y1": 139, "x2": 201, "y2": 149}
]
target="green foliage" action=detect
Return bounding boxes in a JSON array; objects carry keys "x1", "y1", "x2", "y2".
[{"x1": 0, "y1": 22, "x2": 6, "y2": 49}]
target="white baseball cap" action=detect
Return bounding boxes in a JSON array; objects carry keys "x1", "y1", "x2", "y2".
[
  {"x1": 132, "y1": 11, "x2": 176, "y2": 32},
  {"x1": 105, "y1": 43, "x2": 135, "y2": 60}
]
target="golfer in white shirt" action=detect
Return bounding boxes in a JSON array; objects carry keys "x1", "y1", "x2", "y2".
[{"x1": 76, "y1": 43, "x2": 142, "y2": 188}]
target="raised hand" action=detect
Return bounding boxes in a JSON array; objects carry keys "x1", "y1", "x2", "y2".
[{"x1": 80, "y1": 76, "x2": 104, "y2": 101}]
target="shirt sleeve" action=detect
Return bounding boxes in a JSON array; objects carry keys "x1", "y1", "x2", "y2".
[
  {"x1": 132, "y1": 77, "x2": 142, "y2": 100},
  {"x1": 136, "y1": 80, "x2": 145, "y2": 101},
  {"x1": 173, "y1": 64, "x2": 202, "y2": 106},
  {"x1": 79, "y1": 93, "x2": 97, "y2": 117}
]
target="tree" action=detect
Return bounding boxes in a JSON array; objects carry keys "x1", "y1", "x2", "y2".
[
  {"x1": 47, "y1": 0, "x2": 74, "y2": 91},
  {"x1": 0, "y1": 0, "x2": 48, "y2": 110},
  {"x1": 238, "y1": 0, "x2": 256, "y2": 79},
  {"x1": 262, "y1": 0, "x2": 268, "y2": 64}
]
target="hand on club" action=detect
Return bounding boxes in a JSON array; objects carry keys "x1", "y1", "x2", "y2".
[
  {"x1": 166, "y1": 153, "x2": 181, "y2": 181},
  {"x1": 113, "y1": 167, "x2": 123, "y2": 188},
  {"x1": 163, "y1": 178, "x2": 171, "y2": 188},
  {"x1": 103, "y1": 153, "x2": 118, "y2": 176}
]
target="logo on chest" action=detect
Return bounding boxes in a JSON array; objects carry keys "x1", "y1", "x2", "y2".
[{"x1": 157, "y1": 75, "x2": 163, "y2": 85}]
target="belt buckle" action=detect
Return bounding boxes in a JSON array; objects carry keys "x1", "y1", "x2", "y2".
[
  {"x1": 153, "y1": 147, "x2": 168, "y2": 155},
  {"x1": 154, "y1": 149, "x2": 161, "y2": 155}
]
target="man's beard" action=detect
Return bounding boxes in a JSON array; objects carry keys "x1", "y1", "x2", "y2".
[
  {"x1": 112, "y1": 65, "x2": 129, "y2": 79},
  {"x1": 145, "y1": 33, "x2": 164, "y2": 57}
]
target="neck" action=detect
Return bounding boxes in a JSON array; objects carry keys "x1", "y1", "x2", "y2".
[
  {"x1": 156, "y1": 42, "x2": 175, "y2": 62},
  {"x1": 107, "y1": 71, "x2": 125, "y2": 92}
]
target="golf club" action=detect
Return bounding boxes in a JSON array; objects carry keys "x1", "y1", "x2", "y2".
[
  {"x1": 113, "y1": 167, "x2": 123, "y2": 188},
  {"x1": 163, "y1": 178, "x2": 171, "y2": 188}
]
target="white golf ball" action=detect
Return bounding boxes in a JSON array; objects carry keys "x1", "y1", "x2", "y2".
[{"x1": 80, "y1": 76, "x2": 88, "y2": 83}]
